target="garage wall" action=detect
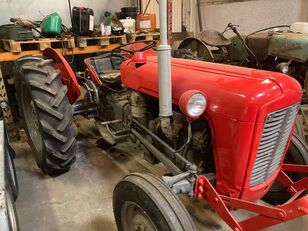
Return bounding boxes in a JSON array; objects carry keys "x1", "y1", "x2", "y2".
[
  {"x1": 0, "y1": 0, "x2": 130, "y2": 27},
  {"x1": 140, "y1": 0, "x2": 182, "y2": 32},
  {"x1": 200, "y1": 0, "x2": 308, "y2": 36}
]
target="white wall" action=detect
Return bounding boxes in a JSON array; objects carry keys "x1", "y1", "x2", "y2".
[
  {"x1": 140, "y1": 0, "x2": 182, "y2": 32},
  {"x1": 0, "y1": 0, "x2": 130, "y2": 27},
  {"x1": 200, "y1": 0, "x2": 308, "y2": 36}
]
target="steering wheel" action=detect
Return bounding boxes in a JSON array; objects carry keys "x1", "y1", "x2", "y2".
[{"x1": 111, "y1": 40, "x2": 157, "y2": 56}]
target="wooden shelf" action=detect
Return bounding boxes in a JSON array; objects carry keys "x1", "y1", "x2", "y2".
[
  {"x1": 0, "y1": 37, "x2": 75, "y2": 53},
  {"x1": 0, "y1": 33, "x2": 161, "y2": 62},
  {"x1": 0, "y1": 44, "x2": 121, "y2": 62}
]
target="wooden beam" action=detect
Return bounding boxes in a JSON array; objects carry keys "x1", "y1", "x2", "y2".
[{"x1": 0, "y1": 44, "x2": 121, "y2": 62}]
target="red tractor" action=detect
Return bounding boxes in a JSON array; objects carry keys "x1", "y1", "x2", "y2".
[{"x1": 13, "y1": 2, "x2": 307, "y2": 230}]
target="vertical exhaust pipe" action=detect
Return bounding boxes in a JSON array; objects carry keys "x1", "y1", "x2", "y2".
[{"x1": 156, "y1": 0, "x2": 172, "y2": 117}]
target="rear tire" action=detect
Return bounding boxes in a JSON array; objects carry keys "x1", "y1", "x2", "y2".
[
  {"x1": 14, "y1": 56, "x2": 78, "y2": 175},
  {"x1": 113, "y1": 173, "x2": 196, "y2": 231},
  {"x1": 262, "y1": 134, "x2": 308, "y2": 205}
]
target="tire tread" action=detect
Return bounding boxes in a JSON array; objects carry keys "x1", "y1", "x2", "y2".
[{"x1": 14, "y1": 56, "x2": 77, "y2": 175}]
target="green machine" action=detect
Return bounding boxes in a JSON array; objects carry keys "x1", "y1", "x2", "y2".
[
  {"x1": 0, "y1": 24, "x2": 33, "y2": 40},
  {"x1": 176, "y1": 23, "x2": 308, "y2": 103}
]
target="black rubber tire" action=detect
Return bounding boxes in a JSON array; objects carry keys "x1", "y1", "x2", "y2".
[
  {"x1": 293, "y1": 116, "x2": 305, "y2": 141},
  {"x1": 262, "y1": 134, "x2": 308, "y2": 205},
  {"x1": 14, "y1": 56, "x2": 78, "y2": 176},
  {"x1": 6, "y1": 187, "x2": 20, "y2": 231},
  {"x1": 113, "y1": 173, "x2": 196, "y2": 231}
]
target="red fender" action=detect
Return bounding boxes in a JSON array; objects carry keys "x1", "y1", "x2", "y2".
[{"x1": 43, "y1": 48, "x2": 80, "y2": 104}]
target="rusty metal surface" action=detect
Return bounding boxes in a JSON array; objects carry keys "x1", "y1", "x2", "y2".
[
  {"x1": 230, "y1": 35, "x2": 249, "y2": 61},
  {"x1": 200, "y1": 30, "x2": 231, "y2": 47},
  {"x1": 178, "y1": 37, "x2": 214, "y2": 62},
  {"x1": 246, "y1": 32, "x2": 271, "y2": 61},
  {"x1": 268, "y1": 32, "x2": 308, "y2": 62}
]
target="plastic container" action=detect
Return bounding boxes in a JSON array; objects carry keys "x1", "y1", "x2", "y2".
[
  {"x1": 42, "y1": 13, "x2": 62, "y2": 37},
  {"x1": 120, "y1": 18, "x2": 136, "y2": 33},
  {"x1": 72, "y1": 6, "x2": 94, "y2": 36},
  {"x1": 121, "y1": 7, "x2": 137, "y2": 20},
  {"x1": 137, "y1": 14, "x2": 156, "y2": 32},
  {"x1": 121, "y1": 7, "x2": 137, "y2": 13},
  {"x1": 290, "y1": 22, "x2": 308, "y2": 34}
]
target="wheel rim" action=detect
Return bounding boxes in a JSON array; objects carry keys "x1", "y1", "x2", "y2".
[
  {"x1": 121, "y1": 201, "x2": 158, "y2": 231},
  {"x1": 21, "y1": 84, "x2": 43, "y2": 157}
]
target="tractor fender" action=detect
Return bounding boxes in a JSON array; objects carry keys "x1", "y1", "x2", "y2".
[{"x1": 43, "y1": 48, "x2": 80, "y2": 104}]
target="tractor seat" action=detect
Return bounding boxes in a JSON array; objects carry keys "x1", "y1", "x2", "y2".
[
  {"x1": 87, "y1": 54, "x2": 122, "y2": 86},
  {"x1": 199, "y1": 30, "x2": 231, "y2": 47}
]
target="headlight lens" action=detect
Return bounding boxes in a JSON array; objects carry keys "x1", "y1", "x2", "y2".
[
  {"x1": 187, "y1": 93, "x2": 207, "y2": 117},
  {"x1": 179, "y1": 90, "x2": 207, "y2": 120},
  {"x1": 275, "y1": 62, "x2": 290, "y2": 74}
]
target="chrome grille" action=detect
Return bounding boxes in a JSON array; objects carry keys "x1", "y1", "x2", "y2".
[{"x1": 250, "y1": 103, "x2": 300, "y2": 187}]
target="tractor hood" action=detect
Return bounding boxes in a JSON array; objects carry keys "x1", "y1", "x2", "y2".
[
  {"x1": 268, "y1": 32, "x2": 308, "y2": 62},
  {"x1": 247, "y1": 32, "x2": 308, "y2": 62},
  {"x1": 121, "y1": 56, "x2": 302, "y2": 122}
]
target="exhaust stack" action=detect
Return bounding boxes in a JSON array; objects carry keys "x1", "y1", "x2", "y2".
[{"x1": 156, "y1": 0, "x2": 172, "y2": 117}]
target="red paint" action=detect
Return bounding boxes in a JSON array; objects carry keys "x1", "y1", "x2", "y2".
[
  {"x1": 281, "y1": 163, "x2": 308, "y2": 172},
  {"x1": 84, "y1": 58, "x2": 103, "y2": 86},
  {"x1": 195, "y1": 173, "x2": 308, "y2": 231},
  {"x1": 132, "y1": 52, "x2": 147, "y2": 64},
  {"x1": 84, "y1": 43, "x2": 156, "y2": 87},
  {"x1": 121, "y1": 55, "x2": 302, "y2": 199},
  {"x1": 43, "y1": 48, "x2": 80, "y2": 103}
]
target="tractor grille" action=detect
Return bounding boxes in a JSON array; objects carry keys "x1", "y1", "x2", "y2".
[{"x1": 250, "y1": 103, "x2": 300, "y2": 187}]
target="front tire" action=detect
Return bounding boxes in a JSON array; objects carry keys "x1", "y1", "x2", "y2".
[
  {"x1": 113, "y1": 173, "x2": 196, "y2": 231},
  {"x1": 262, "y1": 134, "x2": 308, "y2": 204},
  {"x1": 14, "y1": 56, "x2": 78, "y2": 175}
]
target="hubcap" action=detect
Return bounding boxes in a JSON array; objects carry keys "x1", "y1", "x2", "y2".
[{"x1": 121, "y1": 202, "x2": 157, "y2": 231}]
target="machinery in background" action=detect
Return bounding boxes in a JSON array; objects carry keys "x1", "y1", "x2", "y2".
[{"x1": 175, "y1": 22, "x2": 308, "y2": 104}]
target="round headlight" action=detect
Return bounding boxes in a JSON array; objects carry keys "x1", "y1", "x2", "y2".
[
  {"x1": 179, "y1": 90, "x2": 207, "y2": 120},
  {"x1": 275, "y1": 62, "x2": 290, "y2": 74}
]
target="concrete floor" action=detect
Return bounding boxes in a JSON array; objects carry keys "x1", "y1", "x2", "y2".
[{"x1": 13, "y1": 118, "x2": 308, "y2": 231}]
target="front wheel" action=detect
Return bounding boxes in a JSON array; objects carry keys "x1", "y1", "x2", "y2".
[
  {"x1": 113, "y1": 173, "x2": 196, "y2": 231},
  {"x1": 262, "y1": 134, "x2": 308, "y2": 205}
]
